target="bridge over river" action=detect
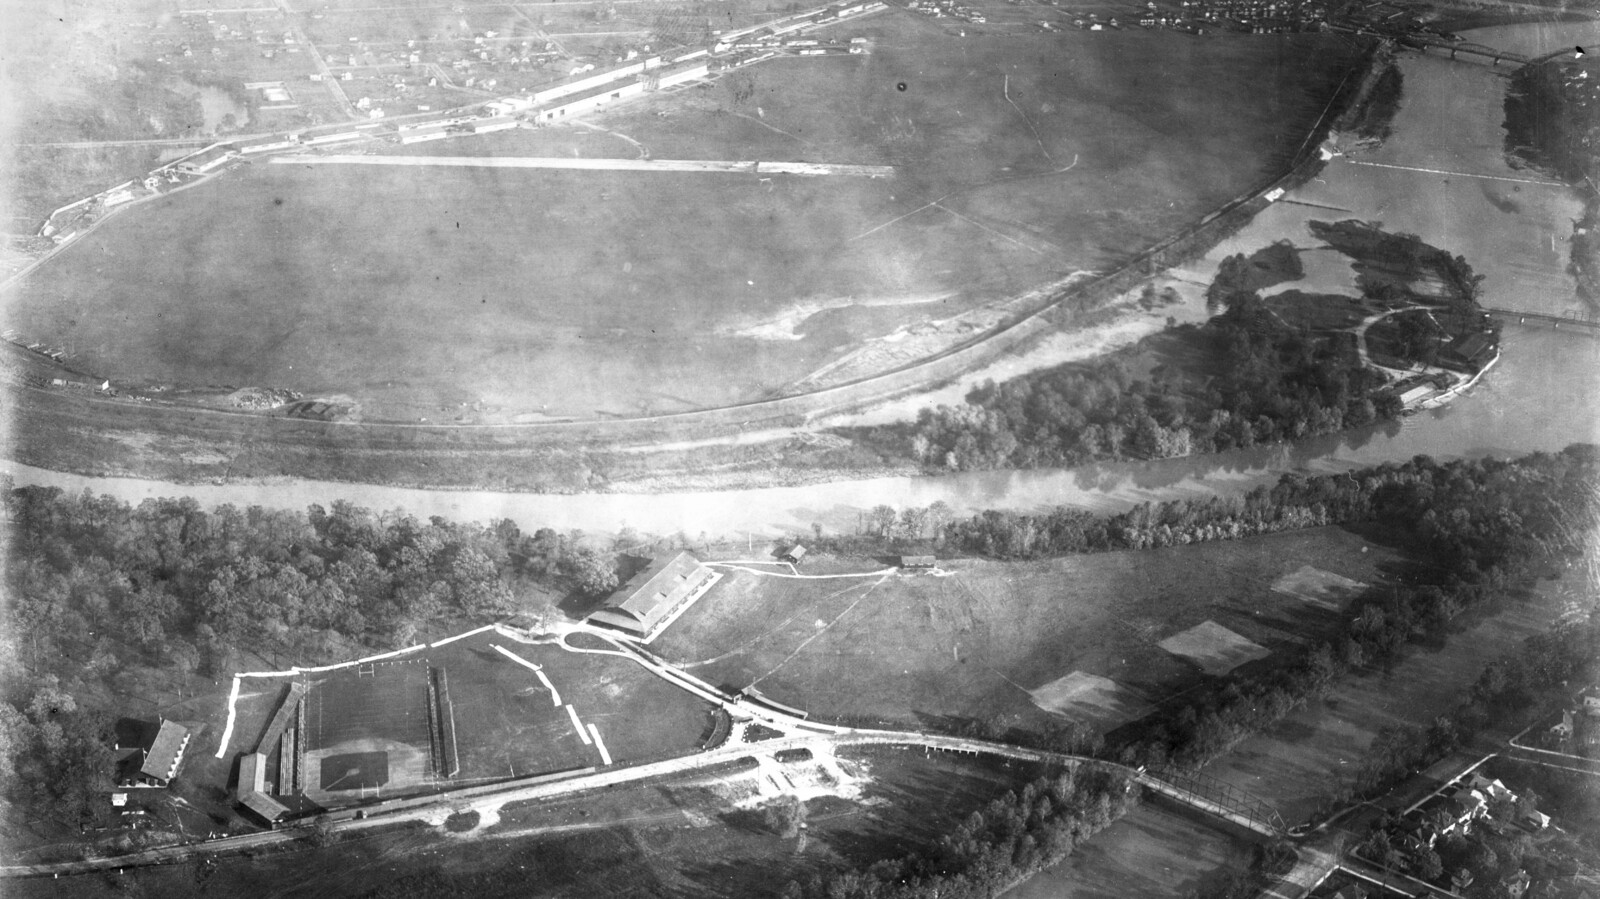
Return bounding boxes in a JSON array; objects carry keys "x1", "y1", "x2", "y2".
[{"x1": 1486, "y1": 307, "x2": 1600, "y2": 334}]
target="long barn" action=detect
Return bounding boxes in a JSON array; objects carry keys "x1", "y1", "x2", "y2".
[{"x1": 587, "y1": 552, "x2": 721, "y2": 643}]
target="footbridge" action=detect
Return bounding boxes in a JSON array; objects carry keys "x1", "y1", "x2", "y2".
[{"x1": 1485, "y1": 306, "x2": 1600, "y2": 334}]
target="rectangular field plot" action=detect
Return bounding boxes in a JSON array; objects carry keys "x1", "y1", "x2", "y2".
[
  {"x1": 434, "y1": 642, "x2": 596, "y2": 781},
  {"x1": 1271, "y1": 564, "x2": 1368, "y2": 610},
  {"x1": 1028, "y1": 672, "x2": 1153, "y2": 729},
  {"x1": 303, "y1": 659, "x2": 434, "y2": 798},
  {"x1": 1158, "y1": 621, "x2": 1271, "y2": 676}
]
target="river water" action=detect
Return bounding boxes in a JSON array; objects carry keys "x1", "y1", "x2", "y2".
[{"x1": 4, "y1": 24, "x2": 1598, "y2": 543}]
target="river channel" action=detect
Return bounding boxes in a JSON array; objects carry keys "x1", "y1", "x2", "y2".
[{"x1": 4, "y1": 24, "x2": 1598, "y2": 545}]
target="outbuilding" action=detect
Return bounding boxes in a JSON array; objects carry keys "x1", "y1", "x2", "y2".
[
  {"x1": 780, "y1": 544, "x2": 807, "y2": 565},
  {"x1": 899, "y1": 555, "x2": 936, "y2": 569}
]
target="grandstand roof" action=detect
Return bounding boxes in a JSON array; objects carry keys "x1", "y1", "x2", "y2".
[{"x1": 588, "y1": 552, "x2": 717, "y2": 637}]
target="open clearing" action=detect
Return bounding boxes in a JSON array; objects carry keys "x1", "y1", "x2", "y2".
[
  {"x1": 656, "y1": 526, "x2": 1399, "y2": 733},
  {"x1": 1157, "y1": 620, "x2": 1272, "y2": 676},
  {"x1": 5, "y1": 16, "x2": 1364, "y2": 422}
]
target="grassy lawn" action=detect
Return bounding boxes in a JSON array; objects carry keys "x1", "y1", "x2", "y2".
[
  {"x1": 657, "y1": 526, "x2": 1399, "y2": 732},
  {"x1": 4, "y1": 15, "x2": 1364, "y2": 422}
]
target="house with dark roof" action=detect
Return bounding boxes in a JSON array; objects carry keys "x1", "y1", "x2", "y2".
[
  {"x1": 114, "y1": 718, "x2": 191, "y2": 787},
  {"x1": 586, "y1": 552, "x2": 721, "y2": 643}
]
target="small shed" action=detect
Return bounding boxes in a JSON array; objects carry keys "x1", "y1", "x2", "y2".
[
  {"x1": 899, "y1": 555, "x2": 936, "y2": 569},
  {"x1": 780, "y1": 544, "x2": 807, "y2": 565}
]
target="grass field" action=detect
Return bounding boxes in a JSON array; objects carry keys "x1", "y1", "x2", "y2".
[
  {"x1": 4, "y1": 15, "x2": 1365, "y2": 422},
  {"x1": 656, "y1": 526, "x2": 1401, "y2": 733},
  {"x1": 1007, "y1": 802, "x2": 1255, "y2": 899},
  {"x1": 213, "y1": 629, "x2": 716, "y2": 808},
  {"x1": 1200, "y1": 576, "x2": 1569, "y2": 825}
]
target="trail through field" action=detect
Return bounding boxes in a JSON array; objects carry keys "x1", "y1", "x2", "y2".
[{"x1": 748, "y1": 573, "x2": 892, "y2": 687}]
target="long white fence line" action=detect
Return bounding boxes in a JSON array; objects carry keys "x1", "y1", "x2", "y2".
[{"x1": 214, "y1": 677, "x2": 245, "y2": 759}]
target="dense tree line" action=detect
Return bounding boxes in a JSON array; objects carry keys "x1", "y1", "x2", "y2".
[
  {"x1": 1346, "y1": 58, "x2": 1404, "y2": 142},
  {"x1": 1505, "y1": 62, "x2": 1597, "y2": 186},
  {"x1": 939, "y1": 447, "x2": 1596, "y2": 561},
  {"x1": 1345, "y1": 618, "x2": 1598, "y2": 807},
  {"x1": 6, "y1": 492, "x2": 553, "y2": 677},
  {"x1": 0, "y1": 679, "x2": 114, "y2": 828},
  {"x1": 0, "y1": 489, "x2": 629, "y2": 826},
  {"x1": 862, "y1": 286, "x2": 1394, "y2": 473},
  {"x1": 784, "y1": 766, "x2": 1136, "y2": 899},
  {"x1": 853, "y1": 221, "x2": 1488, "y2": 474}
]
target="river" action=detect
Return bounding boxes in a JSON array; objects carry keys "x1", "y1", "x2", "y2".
[{"x1": 3, "y1": 24, "x2": 1598, "y2": 546}]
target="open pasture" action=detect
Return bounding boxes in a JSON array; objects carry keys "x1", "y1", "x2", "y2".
[
  {"x1": 656, "y1": 526, "x2": 1398, "y2": 732},
  {"x1": 5, "y1": 15, "x2": 1366, "y2": 422}
]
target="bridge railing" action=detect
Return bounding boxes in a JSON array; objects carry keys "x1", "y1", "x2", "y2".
[{"x1": 1146, "y1": 766, "x2": 1287, "y2": 836}]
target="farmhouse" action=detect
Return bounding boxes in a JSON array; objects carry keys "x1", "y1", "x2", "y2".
[
  {"x1": 780, "y1": 544, "x2": 807, "y2": 565},
  {"x1": 587, "y1": 551, "x2": 721, "y2": 642},
  {"x1": 113, "y1": 718, "x2": 192, "y2": 787}
]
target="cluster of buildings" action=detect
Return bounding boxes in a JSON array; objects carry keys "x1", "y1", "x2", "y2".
[
  {"x1": 1370, "y1": 772, "x2": 1547, "y2": 895},
  {"x1": 1542, "y1": 686, "x2": 1600, "y2": 756},
  {"x1": 905, "y1": 0, "x2": 988, "y2": 24}
]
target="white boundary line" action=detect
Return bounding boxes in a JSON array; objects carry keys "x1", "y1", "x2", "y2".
[
  {"x1": 431, "y1": 624, "x2": 496, "y2": 648},
  {"x1": 587, "y1": 723, "x2": 612, "y2": 766},
  {"x1": 535, "y1": 669, "x2": 561, "y2": 707},
  {"x1": 566, "y1": 705, "x2": 591, "y2": 744},
  {"x1": 491, "y1": 644, "x2": 563, "y2": 706},
  {"x1": 214, "y1": 677, "x2": 244, "y2": 759}
]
